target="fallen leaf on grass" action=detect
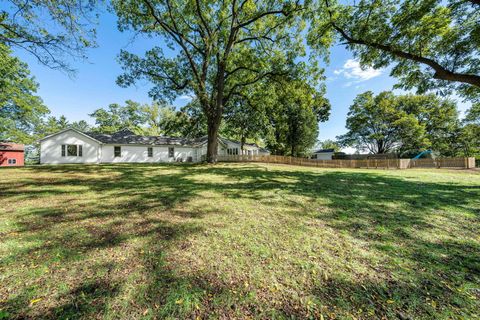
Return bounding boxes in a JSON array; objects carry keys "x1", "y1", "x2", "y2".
[{"x1": 29, "y1": 298, "x2": 42, "y2": 306}]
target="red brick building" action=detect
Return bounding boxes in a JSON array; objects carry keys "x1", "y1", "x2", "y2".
[{"x1": 0, "y1": 143, "x2": 25, "y2": 167}]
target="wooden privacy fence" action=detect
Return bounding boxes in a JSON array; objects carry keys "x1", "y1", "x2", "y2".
[{"x1": 217, "y1": 155, "x2": 476, "y2": 169}]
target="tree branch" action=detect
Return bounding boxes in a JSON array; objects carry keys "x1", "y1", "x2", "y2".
[
  {"x1": 332, "y1": 23, "x2": 480, "y2": 88},
  {"x1": 142, "y1": 0, "x2": 202, "y2": 86}
]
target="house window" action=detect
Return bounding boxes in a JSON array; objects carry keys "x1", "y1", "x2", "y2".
[
  {"x1": 148, "y1": 147, "x2": 153, "y2": 157},
  {"x1": 227, "y1": 148, "x2": 239, "y2": 155},
  {"x1": 8, "y1": 159, "x2": 16, "y2": 165},
  {"x1": 67, "y1": 145, "x2": 78, "y2": 156},
  {"x1": 62, "y1": 144, "x2": 82, "y2": 157},
  {"x1": 114, "y1": 146, "x2": 121, "y2": 157},
  {"x1": 168, "y1": 147, "x2": 174, "y2": 158}
]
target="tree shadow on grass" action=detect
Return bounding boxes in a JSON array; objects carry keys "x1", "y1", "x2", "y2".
[{"x1": 1, "y1": 163, "x2": 479, "y2": 318}]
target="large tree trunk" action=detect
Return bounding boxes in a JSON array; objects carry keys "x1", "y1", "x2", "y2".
[
  {"x1": 206, "y1": 60, "x2": 227, "y2": 163},
  {"x1": 206, "y1": 118, "x2": 220, "y2": 163}
]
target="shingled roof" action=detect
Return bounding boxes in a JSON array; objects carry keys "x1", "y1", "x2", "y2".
[
  {"x1": 313, "y1": 148, "x2": 335, "y2": 153},
  {"x1": 83, "y1": 129, "x2": 209, "y2": 146},
  {"x1": 0, "y1": 143, "x2": 25, "y2": 151}
]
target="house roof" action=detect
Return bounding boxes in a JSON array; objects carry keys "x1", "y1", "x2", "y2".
[
  {"x1": 0, "y1": 143, "x2": 24, "y2": 151},
  {"x1": 39, "y1": 128, "x2": 103, "y2": 143},
  {"x1": 83, "y1": 129, "x2": 208, "y2": 146},
  {"x1": 313, "y1": 148, "x2": 335, "y2": 153},
  {"x1": 83, "y1": 130, "x2": 232, "y2": 148},
  {"x1": 40, "y1": 128, "x2": 269, "y2": 151}
]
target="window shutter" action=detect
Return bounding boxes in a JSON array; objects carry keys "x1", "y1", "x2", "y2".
[
  {"x1": 79, "y1": 145, "x2": 83, "y2": 157},
  {"x1": 61, "y1": 145, "x2": 66, "y2": 157}
]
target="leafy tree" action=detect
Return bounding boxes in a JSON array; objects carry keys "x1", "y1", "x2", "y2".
[
  {"x1": 136, "y1": 102, "x2": 166, "y2": 136},
  {"x1": 316, "y1": 139, "x2": 341, "y2": 152},
  {"x1": 338, "y1": 91, "x2": 427, "y2": 154},
  {"x1": 264, "y1": 79, "x2": 331, "y2": 157},
  {"x1": 38, "y1": 115, "x2": 70, "y2": 136},
  {"x1": 396, "y1": 94, "x2": 460, "y2": 156},
  {"x1": 223, "y1": 89, "x2": 268, "y2": 152},
  {"x1": 0, "y1": 44, "x2": 49, "y2": 144},
  {"x1": 338, "y1": 91, "x2": 464, "y2": 155},
  {"x1": 311, "y1": 0, "x2": 480, "y2": 101},
  {"x1": 70, "y1": 120, "x2": 91, "y2": 132},
  {"x1": 89, "y1": 100, "x2": 146, "y2": 133},
  {"x1": 155, "y1": 100, "x2": 207, "y2": 138},
  {"x1": 459, "y1": 104, "x2": 480, "y2": 157},
  {"x1": 0, "y1": 0, "x2": 98, "y2": 72},
  {"x1": 464, "y1": 103, "x2": 480, "y2": 125},
  {"x1": 113, "y1": 0, "x2": 310, "y2": 162},
  {"x1": 175, "y1": 100, "x2": 208, "y2": 138}
]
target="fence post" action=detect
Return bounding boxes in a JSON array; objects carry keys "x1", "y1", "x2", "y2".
[{"x1": 467, "y1": 157, "x2": 475, "y2": 169}]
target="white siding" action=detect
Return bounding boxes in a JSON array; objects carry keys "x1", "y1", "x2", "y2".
[
  {"x1": 314, "y1": 152, "x2": 334, "y2": 160},
  {"x1": 40, "y1": 129, "x2": 270, "y2": 164},
  {"x1": 100, "y1": 145, "x2": 197, "y2": 163},
  {"x1": 40, "y1": 130, "x2": 100, "y2": 164}
]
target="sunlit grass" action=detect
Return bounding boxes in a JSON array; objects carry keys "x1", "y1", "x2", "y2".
[{"x1": 0, "y1": 163, "x2": 479, "y2": 319}]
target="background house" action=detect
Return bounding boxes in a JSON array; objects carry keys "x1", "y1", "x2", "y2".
[
  {"x1": 311, "y1": 148, "x2": 335, "y2": 160},
  {"x1": 0, "y1": 143, "x2": 25, "y2": 166},
  {"x1": 39, "y1": 129, "x2": 269, "y2": 164}
]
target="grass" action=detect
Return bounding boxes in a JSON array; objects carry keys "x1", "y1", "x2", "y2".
[{"x1": 0, "y1": 163, "x2": 479, "y2": 319}]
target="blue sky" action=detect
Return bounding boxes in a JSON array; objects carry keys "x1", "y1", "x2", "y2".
[{"x1": 12, "y1": 10, "x2": 471, "y2": 143}]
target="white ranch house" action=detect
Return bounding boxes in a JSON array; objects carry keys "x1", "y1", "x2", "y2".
[{"x1": 39, "y1": 128, "x2": 269, "y2": 164}]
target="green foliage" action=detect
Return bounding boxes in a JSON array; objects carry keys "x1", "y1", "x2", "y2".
[
  {"x1": 89, "y1": 100, "x2": 146, "y2": 134},
  {"x1": 89, "y1": 100, "x2": 206, "y2": 138},
  {"x1": 316, "y1": 139, "x2": 341, "y2": 152},
  {"x1": 396, "y1": 94, "x2": 461, "y2": 156},
  {"x1": 161, "y1": 100, "x2": 207, "y2": 138},
  {"x1": 263, "y1": 79, "x2": 331, "y2": 157},
  {"x1": 459, "y1": 104, "x2": 480, "y2": 157},
  {"x1": 0, "y1": 0, "x2": 98, "y2": 72},
  {"x1": 0, "y1": 44, "x2": 49, "y2": 144},
  {"x1": 464, "y1": 103, "x2": 480, "y2": 125},
  {"x1": 70, "y1": 120, "x2": 91, "y2": 132},
  {"x1": 311, "y1": 0, "x2": 480, "y2": 101},
  {"x1": 222, "y1": 88, "x2": 269, "y2": 149},
  {"x1": 112, "y1": 0, "x2": 315, "y2": 161},
  {"x1": 338, "y1": 91, "x2": 461, "y2": 155}
]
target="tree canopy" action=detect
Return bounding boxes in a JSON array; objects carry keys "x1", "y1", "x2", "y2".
[
  {"x1": 338, "y1": 91, "x2": 460, "y2": 155},
  {"x1": 0, "y1": 0, "x2": 99, "y2": 72},
  {"x1": 260, "y1": 77, "x2": 330, "y2": 157},
  {"x1": 89, "y1": 100, "x2": 147, "y2": 134},
  {"x1": 459, "y1": 104, "x2": 480, "y2": 157},
  {"x1": 310, "y1": 0, "x2": 480, "y2": 101},
  {"x1": 316, "y1": 139, "x2": 341, "y2": 152},
  {"x1": 113, "y1": 0, "x2": 315, "y2": 162},
  {"x1": 0, "y1": 44, "x2": 49, "y2": 144}
]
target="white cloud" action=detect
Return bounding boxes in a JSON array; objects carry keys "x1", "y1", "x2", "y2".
[
  {"x1": 341, "y1": 146, "x2": 357, "y2": 154},
  {"x1": 333, "y1": 59, "x2": 383, "y2": 82},
  {"x1": 178, "y1": 94, "x2": 194, "y2": 101}
]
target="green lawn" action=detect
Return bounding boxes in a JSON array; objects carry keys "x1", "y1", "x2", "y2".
[{"x1": 0, "y1": 163, "x2": 479, "y2": 319}]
